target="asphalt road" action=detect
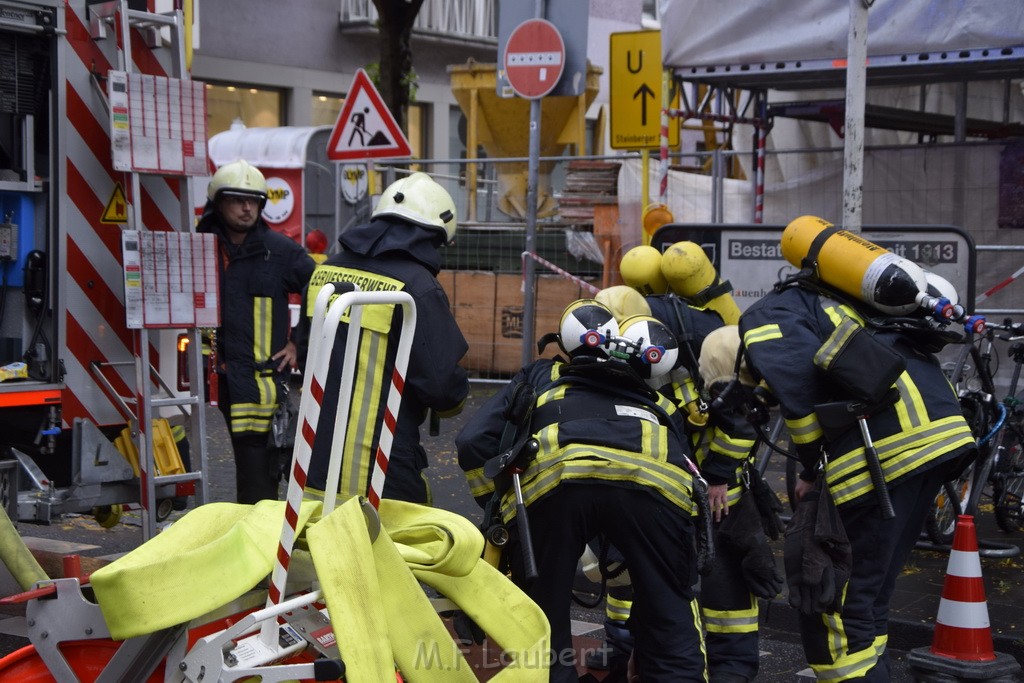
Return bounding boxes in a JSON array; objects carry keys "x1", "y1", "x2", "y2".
[{"x1": 0, "y1": 378, "x2": 977, "y2": 680}]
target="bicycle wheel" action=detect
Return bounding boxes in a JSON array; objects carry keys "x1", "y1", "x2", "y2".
[
  {"x1": 995, "y1": 427, "x2": 1024, "y2": 533},
  {"x1": 925, "y1": 472, "x2": 971, "y2": 545}
]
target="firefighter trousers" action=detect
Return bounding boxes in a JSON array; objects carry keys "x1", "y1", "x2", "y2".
[
  {"x1": 701, "y1": 534, "x2": 759, "y2": 681},
  {"x1": 509, "y1": 483, "x2": 706, "y2": 683},
  {"x1": 798, "y1": 465, "x2": 947, "y2": 681}
]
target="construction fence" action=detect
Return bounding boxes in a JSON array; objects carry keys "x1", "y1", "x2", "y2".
[{"x1": 371, "y1": 139, "x2": 1024, "y2": 379}]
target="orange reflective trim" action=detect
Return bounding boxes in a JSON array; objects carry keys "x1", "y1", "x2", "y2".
[{"x1": 0, "y1": 390, "x2": 62, "y2": 407}]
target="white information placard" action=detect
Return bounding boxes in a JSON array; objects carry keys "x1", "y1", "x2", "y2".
[
  {"x1": 121, "y1": 231, "x2": 220, "y2": 329},
  {"x1": 108, "y1": 71, "x2": 208, "y2": 176}
]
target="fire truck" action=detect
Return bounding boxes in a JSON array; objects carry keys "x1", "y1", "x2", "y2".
[{"x1": 0, "y1": 0, "x2": 210, "y2": 536}]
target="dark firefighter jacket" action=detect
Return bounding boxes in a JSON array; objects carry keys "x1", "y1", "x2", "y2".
[
  {"x1": 647, "y1": 294, "x2": 753, "y2": 503},
  {"x1": 457, "y1": 358, "x2": 698, "y2": 522},
  {"x1": 197, "y1": 207, "x2": 315, "y2": 436},
  {"x1": 739, "y1": 285, "x2": 975, "y2": 507},
  {"x1": 303, "y1": 216, "x2": 469, "y2": 499}
]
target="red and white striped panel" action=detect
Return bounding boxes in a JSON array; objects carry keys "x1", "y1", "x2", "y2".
[{"x1": 60, "y1": 4, "x2": 184, "y2": 427}]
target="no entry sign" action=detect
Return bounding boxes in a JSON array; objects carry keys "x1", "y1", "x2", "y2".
[{"x1": 503, "y1": 18, "x2": 565, "y2": 99}]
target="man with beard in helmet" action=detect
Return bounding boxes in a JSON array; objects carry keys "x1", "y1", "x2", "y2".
[
  {"x1": 199, "y1": 159, "x2": 316, "y2": 504},
  {"x1": 303, "y1": 172, "x2": 469, "y2": 505},
  {"x1": 457, "y1": 300, "x2": 707, "y2": 682}
]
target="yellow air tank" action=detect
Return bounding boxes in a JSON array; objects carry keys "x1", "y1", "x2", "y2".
[
  {"x1": 780, "y1": 215, "x2": 929, "y2": 316},
  {"x1": 661, "y1": 241, "x2": 741, "y2": 325},
  {"x1": 620, "y1": 245, "x2": 668, "y2": 296}
]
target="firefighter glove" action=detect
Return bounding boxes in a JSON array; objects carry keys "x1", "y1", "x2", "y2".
[
  {"x1": 783, "y1": 488, "x2": 821, "y2": 615},
  {"x1": 719, "y1": 494, "x2": 783, "y2": 599}
]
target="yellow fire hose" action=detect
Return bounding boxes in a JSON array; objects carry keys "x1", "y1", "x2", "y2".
[
  {"x1": 0, "y1": 506, "x2": 48, "y2": 591},
  {"x1": 87, "y1": 497, "x2": 549, "y2": 680}
]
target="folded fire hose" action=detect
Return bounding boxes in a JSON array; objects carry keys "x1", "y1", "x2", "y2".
[{"x1": 89, "y1": 498, "x2": 550, "y2": 681}]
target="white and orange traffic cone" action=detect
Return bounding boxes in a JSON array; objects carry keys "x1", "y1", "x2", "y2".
[{"x1": 908, "y1": 515, "x2": 1021, "y2": 681}]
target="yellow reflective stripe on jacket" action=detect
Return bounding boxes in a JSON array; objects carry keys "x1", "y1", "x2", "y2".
[
  {"x1": 812, "y1": 317, "x2": 861, "y2": 370},
  {"x1": 672, "y1": 376, "x2": 700, "y2": 405},
  {"x1": 818, "y1": 299, "x2": 864, "y2": 328},
  {"x1": 708, "y1": 430, "x2": 755, "y2": 461},
  {"x1": 340, "y1": 327, "x2": 388, "y2": 500},
  {"x1": 464, "y1": 465, "x2": 494, "y2": 500},
  {"x1": 306, "y1": 265, "x2": 403, "y2": 334},
  {"x1": 504, "y1": 442, "x2": 696, "y2": 520},
  {"x1": 786, "y1": 413, "x2": 823, "y2": 445},
  {"x1": 253, "y1": 296, "x2": 276, "y2": 406},
  {"x1": 826, "y1": 417, "x2": 974, "y2": 505},
  {"x1": 230, "y1": 402, "x2": 276, "y2": 433},
  {"x1": 702, "y1": 595, "x2": 758, "y2": 634},
  {"x1": 743, "y1": 324, "x2": 782, "y2": 346},
  {"x1": 893, "y1": 373, "x2": 929, "y2": 429},
  {"x1": 606, "y1": 594, "x2": 632, "y2": 621}
]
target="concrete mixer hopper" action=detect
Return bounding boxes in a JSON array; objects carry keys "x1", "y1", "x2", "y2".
[{"x1": 449, "y1": 60, "x2": 601, "y2": 221}]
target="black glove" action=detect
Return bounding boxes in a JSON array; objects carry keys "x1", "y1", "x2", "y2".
[
  {"x1": 812, "y1": 482, "x2": 851, "y2": 614},
  {"x1": 747, "y1": 465, "x2": 786, "y2": 541},
  {"x1": 783, "y1": 488, "x2": 819, "y2": 615},
  {"x1": 784, "y1": 484, "x2": 852, "y2": 616},
  {"x1": 718, "y1": 493, "x2": 784, "y2": 600},
  {"x1": 740, "y1": 539, "x2": 785, "y2": 600}
]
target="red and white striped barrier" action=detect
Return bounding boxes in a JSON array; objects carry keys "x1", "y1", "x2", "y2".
[
  {"x1": 975, "y1": 263, "x2": 1024, "y2": 304},
  {"x1": 521, "y1": 251, "x2": 600, "y2": 295}
]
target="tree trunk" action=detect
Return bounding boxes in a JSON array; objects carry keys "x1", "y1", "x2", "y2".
[{"x1": 373, "y1": 0, "x2": 425, "y2": 134}]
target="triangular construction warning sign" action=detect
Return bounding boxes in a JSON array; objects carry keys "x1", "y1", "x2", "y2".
[
  {"x1": 102, "y1": 182, "x2": 129, "y2": 224},
  {"x1": 326, "y1": 69, "x2": 412, "y2": 161}
]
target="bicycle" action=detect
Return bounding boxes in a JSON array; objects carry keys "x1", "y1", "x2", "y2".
[{"x1": 924, "y1": 319, "x2": 1024, "y2": 545}]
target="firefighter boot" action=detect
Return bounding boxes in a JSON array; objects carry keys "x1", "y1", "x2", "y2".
[{"x1": 585, "y1": 619, "x2": 633, "y2": 673}]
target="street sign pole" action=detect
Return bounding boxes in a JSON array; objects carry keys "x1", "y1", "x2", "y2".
[
  {"x1": 523, "y1": 93, "x2": 541, "y2": 367},
  {"x1": 501, "y1": 7, "x2": 564, "y2": 367}
]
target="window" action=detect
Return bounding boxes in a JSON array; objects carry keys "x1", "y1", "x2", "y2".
[
  {"x1": 205, "y1": 83, "x2": 283, "y2": 137},
  {"x1": 312, "y1": 92, "x2": 345, "y2": 127}
]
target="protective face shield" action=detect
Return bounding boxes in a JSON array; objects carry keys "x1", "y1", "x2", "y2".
[
  {"x1": 208, "y1": 160, "x2": 268, "y2": 210},
  {"x1": 620, "y1": 245, "x2": 668, "y2": 295},
  {"x1": 559, "y1": 299, "x2": 620, "y2": 358},
  {"x1": 373, "y1": 172, "x2": 458, "y2": 242},
  {"x1": 617, "y1": 315, "x2": 680, "y2": 381}
]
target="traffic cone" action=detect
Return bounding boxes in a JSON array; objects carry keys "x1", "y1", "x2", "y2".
[{"x1": 908, "y1": 515, "x2": 1022, "y2": 681}]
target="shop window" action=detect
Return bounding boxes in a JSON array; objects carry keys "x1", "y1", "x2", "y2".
[{"x1": 205, "y1": 83, "x2": 283, "y2": 137}]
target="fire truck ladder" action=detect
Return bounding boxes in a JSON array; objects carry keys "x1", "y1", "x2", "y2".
[{"x1": 88, "y1": 1, "x2": 209, "y2": 540}]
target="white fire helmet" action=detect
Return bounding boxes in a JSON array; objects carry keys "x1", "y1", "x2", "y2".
[
  {"x1": 372, "y1": 172, "x2": 458, "y2": 242},
  {"x1": 559, "y1": 299, "x2": 620, "y2": 358},
  {"x1": 208, "y1": 160, "x2": 268, "y2": 210}
]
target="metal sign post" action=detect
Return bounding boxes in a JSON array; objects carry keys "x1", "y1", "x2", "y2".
[{"x1": 502, "y1": 8, "x2": 566, "y2": 366}]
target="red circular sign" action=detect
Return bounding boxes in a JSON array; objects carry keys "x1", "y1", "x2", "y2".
[{"x1": 504, "y1": 19, "x2": 565, "y2": 99}]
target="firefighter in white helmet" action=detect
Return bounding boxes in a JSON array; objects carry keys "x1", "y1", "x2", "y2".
[
  {"x1": 457, "y1": 299, "x2": 707, "y2": 682},
  {"x1": 199, "y1": 159, "x2": 316, "y2": 504},
  {"x1": 303, "y1": 172, "x2": 468, "y2": 504},
  {"x1": 590, "y1": 283, "x2": 783, "y2": 682}
]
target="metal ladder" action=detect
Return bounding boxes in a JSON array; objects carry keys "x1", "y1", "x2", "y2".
[{"x1": 88, "y1": 0, "x2": 209, "y2": 539}]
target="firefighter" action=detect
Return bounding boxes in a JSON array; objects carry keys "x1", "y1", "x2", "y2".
[
  {"x1": 457, "y1": 300, "x2": 707, "y2": 683},
  {"x1": 303, "y1": 172, "x2": 468, "y2": 504},
  {"x1": 738, "y1": 227, "x2": 976, "y2": 681},
  {"x1": 693, "y1": 326, "x2": 784, "y2": 683},
  {"x1": 198, "y1": 159, "x2": 316, "y2": 504},
  {"x1": 597, "y1": 283, "x2": 783, "y2": 682}
]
